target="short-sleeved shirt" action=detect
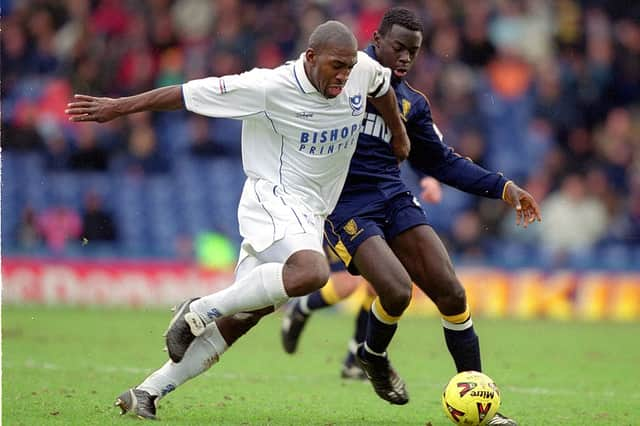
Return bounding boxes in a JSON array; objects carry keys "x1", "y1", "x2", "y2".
[
  {"x1": 182, "y1": 52, "x2": 391, "y2": 254},
  {"x1": 182, "y1": 51, "x2": 391, "y2": 218}
]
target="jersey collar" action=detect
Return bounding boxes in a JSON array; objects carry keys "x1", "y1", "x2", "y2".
[
  {"x1": 293, "y1": 53, "x2": 318, "y2": 94},
  {"x1": 364, "y1": 44, "x2": 377, "y2": 61}
]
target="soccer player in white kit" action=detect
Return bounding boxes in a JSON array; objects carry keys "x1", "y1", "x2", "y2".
[{"x1": 66, "y1": 21, "x2": 409, "y2": 419}]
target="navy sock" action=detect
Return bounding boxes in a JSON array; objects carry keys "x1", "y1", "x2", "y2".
[
  {"x1": 306, "y1": 291, "x2": 330, "y2": 311},
  {"x1": 443, "y1": 325, "x2": 481, "y2": 372},
  {"x1": 363, "y1": 311, "x2": 397, "y2": 357},
  {"x1": 345, "y1": 307, "x2": 369, "y2": 364},
  {"x1": 354, "y1": 306, "x2": 368, "y2": 344}
]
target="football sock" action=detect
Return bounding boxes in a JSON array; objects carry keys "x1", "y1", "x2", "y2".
[
  {"x1": 314, "y1": 277, "x2": 342, "y2": 307},
  {"x1": 354, "y1": 301, "x2": 370, "y2": 344},
  {"x1": 191, "y1": 263, "x2": 288, "y2": 323},
  {"x1": 296, "y1": 295, "x2": 311, "y2": 315},
  {"x1": 344, "y1": 338, "x2": 359, "y2": 365},
  {"x1": 345, "y1": 296, "x2": 372, "y2": 364},
  {"x1": 297, "y1": 277, "x2": 342, "y2": 315},
  {"x1": 138, "y1": 322, "x2": 228, "y2": 398},
  {"x1": 362, "y1": 297, "x2": 401, "y2": 358},
  {"x1": 441, "y1": 305, "x2": 481, "y2": 372}
]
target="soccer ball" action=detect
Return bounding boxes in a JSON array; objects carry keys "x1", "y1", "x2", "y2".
[{"x1": 442, "y1": 371, "x2": 501, "y2": 425}]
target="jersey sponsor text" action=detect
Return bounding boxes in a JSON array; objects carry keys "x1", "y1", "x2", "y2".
[{"x1": 361, "y1": 112, "x2": 391, "y2": 143}]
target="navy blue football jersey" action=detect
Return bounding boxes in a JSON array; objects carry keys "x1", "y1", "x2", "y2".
[{"x1": 341, "y1": 45, "x2": 509, "y2": 199}]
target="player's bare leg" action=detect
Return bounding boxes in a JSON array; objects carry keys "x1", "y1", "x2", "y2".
[
  {"x1": 281, "y1": 270, "x2": 367, "y2": 378},
  {"x1": 166, "y1": 249, "x2": 329, "y2": 362},
  {"x1": 391, "y1": 225, "x2": 479, "y2": 371},
  {"x1": 391, "y1": 225, "x2": 517, "y2": 425},
  {"x1": 281, "y1": 271, "x2": 360, "y2": 353},
  {"x1": 116, "y1": 307, "x2": 272, "y2": 419},
  {"x1": 216, "y1": 307, "x2": 274, "y2": 345},
  {"x1": 350, "y1": 235, "x2": 412, "y2": 405},
  {"x1": 339, "y1": 285, "x2": 374, "y2": 380}
]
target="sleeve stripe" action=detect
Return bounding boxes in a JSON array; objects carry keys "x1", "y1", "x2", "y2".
[
  {"x1": 218, "y1": 78, "x2": 228, "y2": 94},
  {"x1": 180, "y1": 84, "x2": 187, "y2": 108},
  {"x1": 368, "y1": 78, "x2": 387, "y2": 98}
]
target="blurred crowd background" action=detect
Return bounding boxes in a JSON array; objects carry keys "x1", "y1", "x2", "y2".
[{"x1": 2, "y1": 0, "x2": 639, "y2": 270}]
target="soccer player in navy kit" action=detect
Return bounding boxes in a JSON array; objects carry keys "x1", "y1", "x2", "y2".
[{"x1": 281, "y1": 8, "x2": 540, "y2": 423}]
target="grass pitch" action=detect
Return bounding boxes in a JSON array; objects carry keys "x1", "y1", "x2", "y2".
[{"x1": 3, "y1": 305, "x2": 639, "y2": 425}]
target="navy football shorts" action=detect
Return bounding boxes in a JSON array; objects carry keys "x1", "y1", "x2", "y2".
[
  {"x1": 324, "y1": 242, "x2": 348, "y2": 273},
  {"x1": 324, "y1": 191, "x2": 429, "y2": 275}
]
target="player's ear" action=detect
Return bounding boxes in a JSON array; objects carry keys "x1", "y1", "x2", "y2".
[
  {"x1": 305, "y1": 48, "x2": 316, "y2": 64},
  {"x1": 373, "y1": 31, "x2": 382, "y2": 48}
]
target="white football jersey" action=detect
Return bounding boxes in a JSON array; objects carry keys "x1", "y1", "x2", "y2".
[{"x1": 182, "y1": 51, "x2": 391, "y2": 217}]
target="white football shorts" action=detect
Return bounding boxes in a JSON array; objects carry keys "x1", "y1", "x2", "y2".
[{"x1": 235, "y1": 177, "x2": 325, "y2": 280}]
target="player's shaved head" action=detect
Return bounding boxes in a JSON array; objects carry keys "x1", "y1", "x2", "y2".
[
  {"x1": 304, "y1": 20, "x2": 358, "y2": 99},
  {"x1": 308, "y1": 20, "x2": 357, "y2": 53}
]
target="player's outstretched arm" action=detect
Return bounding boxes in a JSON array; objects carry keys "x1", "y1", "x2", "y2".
[
  {"x1": 502, "y1": 181, "x2": 542, "y2": 228},
  {"x1": 369, "y1": 88, "x2": 410, "y2": 162},
  {"x1": 65, "y1": 85, "x2": 184, "y2": 123}
]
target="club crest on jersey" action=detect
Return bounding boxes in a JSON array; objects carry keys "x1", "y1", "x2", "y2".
[
  {"x1": 349, "y1": 94, "x2": 363, "y2": 116},
  {"x1": 343, "y1": 218, "x2": 364, "y2": 241},
  {"x1": 402, "y1": 99, "x2": 411, "y2": 119}
]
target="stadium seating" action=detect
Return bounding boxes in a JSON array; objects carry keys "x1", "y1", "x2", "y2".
[
  {"x1": 2, "y1": 150, "x2": 245, "y2": 259},
  {"x1": 5, "y1": 147, "x2": 639, "y2": 270}
]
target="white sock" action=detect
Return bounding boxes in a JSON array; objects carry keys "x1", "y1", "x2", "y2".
[
  {"x1": 298, "y1": 295, "x2": 311, "y2": 315},
  {"x1": 137, "y1": 322, "x2": 228, "y2": 398},
  {"x1": 364, "y1": 341, "x2": 386, "y2": 357},
  {"x1": 191, "y1": 263, "x2": 288, "y2": 322},
  {"x1": 348, "y1": 338, "x2": 358, "y2": 355}
]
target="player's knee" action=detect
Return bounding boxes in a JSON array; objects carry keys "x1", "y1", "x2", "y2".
[
  {"x1": 436, "y1": 277, "x2": 467, "y2": 315},
  {"x1": 383, "y1": 283, "x2": 412, "y2": 317},
  {"x1": 306, "y1": 260, "x2": 331, "y2": 291},
  {"x1": 297, "y1": 263, "x2": 330, "y2": 294},
  {"x1": 284, "y1": 255, "x2": 330, "y2": 296}
]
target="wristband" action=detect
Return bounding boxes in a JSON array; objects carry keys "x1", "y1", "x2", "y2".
[{"x1": 501, "y1": 180, "x2": 514, "y2": 201}]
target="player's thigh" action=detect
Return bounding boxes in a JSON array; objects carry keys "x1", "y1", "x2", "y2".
[
  {"x1": 238, "y1": 176, "x2": 325, "y2": 264},
  {"x1": 352, "y1": 235, "x2": 412, "y2": 313},
  {"x1": 324, "y1": 243, "x2": 361, "y2": 298},
  {"x1": 256, "y1": 227, "x2": 325, "y2": 264},
  {"x1": 325, "y1": 206, "x2": 410, "y2": 311},
  {"x1": 383, "y1": 193, "x2": 463, "y2": 307},
  {"x1": 390, "y1": 224, "x2": 465, "y2": 311},
  {"x1": 239, "y1": 232, "x2": 329, "y2": 297}
]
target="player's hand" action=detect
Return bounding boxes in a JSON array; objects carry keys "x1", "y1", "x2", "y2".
[
  {"x1": 420, "y1": 176, "x2": 442, "y2": 204},
  {"x1": 502, "y1": 181, "x2": 542, "y2": 228},
  {"x1": 65, "y1": 94, "x2": 122, "y2": 123},
  {"x1": 391, "y1": 130, "x2": 411, "y2": 162}
]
